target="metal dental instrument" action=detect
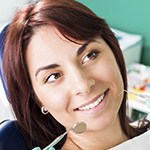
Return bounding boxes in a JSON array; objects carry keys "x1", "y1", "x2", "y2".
[
  {"x1": 124, "y1": 89, "x2": 150, "y2": 121},
  {"x1": 124, "y1": 89, "x2": 150, "y2": 100},
  {"x1": 43, "y1": 122, "x2": 87, "y2": 150}
]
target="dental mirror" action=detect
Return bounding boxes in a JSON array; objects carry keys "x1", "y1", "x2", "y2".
[
  {"x1": 72, "y1": 122, "x2": 87, "y2": 134},
  {"x1": 42, "y1": 122, "x2": 87, "y2": 150}
]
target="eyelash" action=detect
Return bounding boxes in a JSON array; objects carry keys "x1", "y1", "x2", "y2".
[
  {"x1": 44, "y1": 50, "x2": 100, "y2": 84},
  {"x1": 44, "y1": 72, "x2": 62, "y2": 83},
  {"x1": 82, "y1": 50, "x2": 100, "y2": 64}
]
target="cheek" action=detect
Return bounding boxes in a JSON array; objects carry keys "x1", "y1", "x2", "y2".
[
  {"x1": 93, "y1": 59, "x2": 124, "y2": 90},
  {"x1": 33, "y1": 85, "x2": 69, "y2": 112},
  {"x1": 34, "y1": 86, "x2": 74, "y2": 126}
]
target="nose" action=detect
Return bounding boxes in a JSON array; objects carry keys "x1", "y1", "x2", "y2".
[{"x1": 69, "y1": 68, "x2": 95, "y2": 96}]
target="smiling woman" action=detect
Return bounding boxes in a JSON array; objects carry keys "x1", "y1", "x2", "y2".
[{"x1": 2, "y1": 0, "x2": 150, "y2": 149}]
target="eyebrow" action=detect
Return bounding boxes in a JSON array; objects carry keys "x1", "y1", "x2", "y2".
[
  {"x1": 77, "y1": 39, "x2": 97, "y2": 57},
  {"x1": 35, "y1": 39, "x2": 98, "y2": 77},
  {"x1": 35, "y1": 64, "x2": 60, "y2": 77}
]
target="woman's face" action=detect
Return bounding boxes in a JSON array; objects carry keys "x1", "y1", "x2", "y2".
[{"x1": 26, "y1": 26, "x2": 124, "y2": 131}]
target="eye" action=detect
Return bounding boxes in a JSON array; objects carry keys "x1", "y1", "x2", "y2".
[
  {"x1": 44, "y1": 72, "x2": 62, "y2": 83},
  {"x1": 82, "y1": 50, "x2": 100, "y2": 64}
]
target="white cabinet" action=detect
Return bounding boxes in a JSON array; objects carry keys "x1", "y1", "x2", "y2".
[{"x1": 112, "y1": 28, "x2": 143, "y2": 66}]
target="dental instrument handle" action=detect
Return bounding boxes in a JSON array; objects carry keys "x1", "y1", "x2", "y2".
[
  {"x1": 42, "y1": 122, "x2": 86, "y2": 150},
  {"x1": 124, "y1": 89, "x2": 150, "y2": 99},
  {"x1": 137, "y1": 93, "x2": 150, "y2": 99},
  {"x1": 43, "y1": 127, "x2": 74, "y2": 150},
  {"x1": 43, "y1": 131, "x2": 67, "y2": 150}
]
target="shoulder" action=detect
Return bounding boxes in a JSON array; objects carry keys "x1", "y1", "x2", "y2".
[{"x1": 110, "y1": 130, "x2": 150, "y2": 150}]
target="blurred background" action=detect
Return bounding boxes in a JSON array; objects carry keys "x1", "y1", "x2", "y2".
[
  {"x1": 77, "y1": 0, "x2": 150, "y2": 66},
  {"x1": 0, "y1": 0, "x2": 30, "y2": 121},
  {"x1": 0, "y1": 0, "x2": 150, "y2": 122}
]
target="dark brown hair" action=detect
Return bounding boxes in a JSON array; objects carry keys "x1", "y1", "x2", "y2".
[{"x1": 3, "y1": 0, "x2": 149, "y2": 149}]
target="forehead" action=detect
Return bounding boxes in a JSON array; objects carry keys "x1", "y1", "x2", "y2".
[
  {"x1": 28, "y1": 26, "x2": 108, "y2": 50},
  {"x1": 26, "y1": 26, "x2": 83, "y2": 68},
  {"x1": 30, "y1": 26, "x2": 83, "y2": 47},
  {"x1": 27, "y1": 26, "x2": 86, "y2": 60},
  {"x1": 26, "y1": 26, "x2": 112, "y2": 61}
]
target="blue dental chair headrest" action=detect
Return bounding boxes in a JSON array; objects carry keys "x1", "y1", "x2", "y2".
[
  {"x1": 0, "y1": 25, "x2": 29, "y2": 150},
  {"x1": 0, "y1": 24, "x2": 9, "y2": 98},
  {"x1": 0, "y1": 120, "x2": 28, "y2": 150}
]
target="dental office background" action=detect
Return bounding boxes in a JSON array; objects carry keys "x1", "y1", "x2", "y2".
[{"x1": 0, "y1": 0, "x2": 150, "y2": 122}]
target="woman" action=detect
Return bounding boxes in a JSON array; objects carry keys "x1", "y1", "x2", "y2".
[{"x1": 3, "y1": 0, "x2": 150, "y2": 149}]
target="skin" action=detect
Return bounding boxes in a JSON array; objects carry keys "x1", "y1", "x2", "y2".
[{"x1": 26, "y1": 26, "x2": 127, "y2": 149}]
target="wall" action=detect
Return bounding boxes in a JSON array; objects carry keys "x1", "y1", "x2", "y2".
[
  {"x1": 0, "y1": 0, "x2": 30, "y2": 122},
  {"x1": 78, "y1": 0, "x2": 150, "y2": 66},
  {"x1": 0, "y1": 0, "x2": 30, "y2": 25}
]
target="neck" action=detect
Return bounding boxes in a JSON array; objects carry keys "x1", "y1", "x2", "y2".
[{"x1": 62, "y1": 117, "x2": 128, "y2": 150}]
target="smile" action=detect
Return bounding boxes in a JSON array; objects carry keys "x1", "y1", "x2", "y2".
[
  {"x1": 78, "y1": 94, "x2": 104, "y2": 111},
  {"x1": 75, "y1": 90, "x2": 108, "y2": 111}
]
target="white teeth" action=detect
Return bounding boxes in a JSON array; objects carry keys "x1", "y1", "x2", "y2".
[{"x1": 78, "y1": 93, "x2": 104, "y2": 111}]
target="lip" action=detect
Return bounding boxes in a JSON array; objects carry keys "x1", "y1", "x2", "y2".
[{"x1": 74, "y1": 89, "x2": 109, "y2": 112}]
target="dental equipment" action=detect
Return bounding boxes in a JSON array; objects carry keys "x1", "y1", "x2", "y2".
[
  {"x1": 43, "y1": 122, "x2": 87, "y2": 150},
  {"x1": 123, "y1": 89, "x2": 150, "y2": 121},
  {"x1": 124, "y1": 89, "x2": 150, "y2": 100}
]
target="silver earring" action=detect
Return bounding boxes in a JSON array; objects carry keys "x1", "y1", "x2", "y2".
[{"x1": 41, "y1": 106, "x2": 49, "y2": 115}]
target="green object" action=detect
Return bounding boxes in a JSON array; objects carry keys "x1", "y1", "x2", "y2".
[
  {"x1": 146, "y1": 100, "x2": 150, "y2": 121},
  {"x1": 146, "y1": 100, "x2": 150, "y2": 108},
  {"x1": 147, "y1": 114, "x2": 150, "y2": 121},
  {"x1": 32, "y1": 146, "x2": 55, "y2": 150},
  {"x1": 48, "y1": 147, "x2": 55, "y2": 150}
]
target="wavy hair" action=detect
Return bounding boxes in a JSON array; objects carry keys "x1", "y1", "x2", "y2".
[{"x1": 3, "y1": 0, "x2": 149, "y2": 149}]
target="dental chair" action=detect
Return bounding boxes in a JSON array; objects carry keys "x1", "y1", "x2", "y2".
[
  {"x1": 0, "y1": 120, "x2": 28, "y2": 150},
  {"x1": 0, "y1": 25, "x2": 28, "y2": 150}
]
